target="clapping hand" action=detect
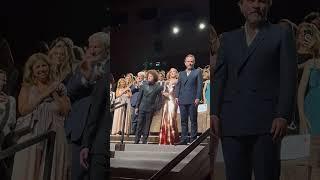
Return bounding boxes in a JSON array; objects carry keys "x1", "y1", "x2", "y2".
[
  {"x1": 0, "y1": 91, "x2": 8, "y2": 103},
  {"x1": 42, "y1": 81, "x2": 60, "y2": 99}
]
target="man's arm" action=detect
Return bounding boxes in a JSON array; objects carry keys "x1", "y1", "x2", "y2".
[
  {"x1": 66, "y1": 67, "x2": 93, "y2": 103},
  {"x1": 131, "y1": 85, "x2": 139, "y2": 94},
  {"x1": 276, "y1": 28, "x2": 297, "y2": 122},
  {"x1": 175, "y1": 72, "x2": 181, "y2": 99},
  {"x1": 136, "y1": 85, "x2": 144, "y2": 109},
  {"x1": 211, "y1": 34, "x2": 227, "y2": 117},
  {"x1": 81, "y1": 63, "x2": 110, "y2": 149}
]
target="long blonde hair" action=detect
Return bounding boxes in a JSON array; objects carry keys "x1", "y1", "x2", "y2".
[
  {"x1": 117, "y1": 78, "x2": 127, "y2": 89},
  {"x1": 48, "y1": 46, "x2": 72, "y2": 81},
  {"x1": 125, "y1": 73, "x2": 135, "y2": 86},
  {"x1": 23, "y1": 53, "x2": 53, "y2": 85},
  {"x1": 166, "y1": 68, "x2": 179, "y2": 80}
]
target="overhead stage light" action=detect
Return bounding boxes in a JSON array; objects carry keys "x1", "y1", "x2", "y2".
[
  {"x1": 172, "y1": 26, "x2": 180, "y2": 34},
  {"x1": 199, "y1": 22, "x2": 206, "y2": 30}
]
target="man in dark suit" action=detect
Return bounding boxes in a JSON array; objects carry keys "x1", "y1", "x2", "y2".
[
  {"x1": 134, "y1": 70, "x2": 163, "y2": 144},
  {"x1": 130, "y1": 72, "x2": 146, "y2": 135},
  {"x1": 175, "y1": 54, "x2": 203, "y2": 145},
  {"x1": 66, "y1": 32, "x2": 110, "y2": 180},
  {"x1": 79, "y1": 32, "x2": 111, "y2": 180},
  {"x1": 211, "y1": 0, "x2": 297, "y2": 179}
]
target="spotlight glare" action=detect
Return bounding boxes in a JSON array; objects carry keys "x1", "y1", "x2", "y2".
[
  {"x1": 199, "y1": 23, "x2": 206, "y2": 30},
  {"x1": 172, "y1": 26, "x2": 180, "y2": 34}
]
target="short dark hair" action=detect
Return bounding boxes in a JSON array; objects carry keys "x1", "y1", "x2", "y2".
[
  {"x1": 185, "y1": 54, "x2": 196, "y2": 62},
  {"x1": 147, "y1": 69, "x2": 159, "y2": 82}
]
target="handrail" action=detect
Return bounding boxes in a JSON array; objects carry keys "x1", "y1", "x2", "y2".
[
  {"x1": 0, "y1": 131, "x2": 56, "y2": 180},
  {"x1": 120, "y1": 103, "x2": 128, "y2": 144},
  {"x1": 111, "y1": 103, "x2": 127, "y2": 112},
  {"x1": 149, "y1": 129, "x2": 211, "y2": 180}
]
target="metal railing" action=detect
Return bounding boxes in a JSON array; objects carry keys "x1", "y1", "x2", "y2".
[
  {"x1": 0, "y1": 131, "x2": 56, "y2": 180},
  {"x1": 149, "y1": 128, "x2": 211, "y2": 180}
]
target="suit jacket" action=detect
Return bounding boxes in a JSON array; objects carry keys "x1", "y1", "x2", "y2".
[
  {"x1": 130, "y1": 81, "x2": 147, "y2": 108},
  {"x1": 136, "y1": 83, "x2": 163, "y2": 112},
  {"x1": 211, "y1": 22, "x2": 297, "y2": 136},
  {"x1": 82, "y1": 60, "x2": 111, "y2": 154},
  {"x1": 175, "y1": 68, "x2": 203, "y2": 105},
  {"x1": 130, "y1": 84, "x2": 139, "y2": 108},
  {"x1": 65, "y1": 67, "x2": 94, "y2": 143}
]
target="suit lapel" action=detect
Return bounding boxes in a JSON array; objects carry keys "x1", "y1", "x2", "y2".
[
  {"x1": 184, "y1": 69, "x2": 194, "y2": 85},
  {"x1": 182, "y1": 71, "x2": 188, "y2": 85},
  {"x1": 237, "y1": 23, "x2": 268, "y2": 75}
]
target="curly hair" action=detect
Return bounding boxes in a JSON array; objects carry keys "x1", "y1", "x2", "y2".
[{"x1": 147, "y1": 69, "x2": 159, "y2": 82}]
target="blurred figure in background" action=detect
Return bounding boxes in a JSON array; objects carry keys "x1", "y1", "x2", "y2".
[
  {"x1": 298, "y1": 23, "x2": 320, "y2": 134},
  {"x1": 0, "y1": 69, "x2": 16, "y2": 180}
]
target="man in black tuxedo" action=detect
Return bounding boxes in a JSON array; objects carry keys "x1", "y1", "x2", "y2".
[
  {"x1": 211, "y1": 0, "x2": 297, "y2": 179},
  {"x1": 134, "y1": 70, "x2": 163, "y2": 144}
]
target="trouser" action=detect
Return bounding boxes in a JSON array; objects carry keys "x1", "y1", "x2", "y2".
[
  {"x1": 135, "y1": 110, "x2": 154, "y2": 144},
  {"x1": 88, "y1": 153, "x2": 110, "y2": 180},
  {"x1": 71, "y1": 143, "x2": 89, "y2": 180},
  {"x1": 221, "y1": 134, "x2": 281, "y2": 180},
  {"x1": 130, "y1": 107, "x2": 138, "y2": 134},
  {"x1": 179, "y1": 104, "x2": 198, "y2": 143}
]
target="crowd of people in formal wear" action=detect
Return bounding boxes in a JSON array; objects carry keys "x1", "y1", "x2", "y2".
[
  {"x1": 0, "y1": 31, "x2": 111, "y2": 180},
  {"x1": 0, "y1": 7, "x2": 319, "y2": 180},
  {"x1": 110, "y1": 61, "x2": 210, "y2": 145}
]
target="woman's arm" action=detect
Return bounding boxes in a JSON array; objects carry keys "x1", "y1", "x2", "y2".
[
  {"x1": 297, "y1": 61, "x2": 312, "y2": 133},
  {"x1": 18, "y1": 85, "x2": 42, "y2": 116},
  {"x1": 124, "y1": 87, "x2": 132, "y2": 97},
  {"x1": 52, "y1": 92, "x2": 71, "y2": 116},
  {"x1": 203, "y1": 81, "x2": 208, "y2": 104},
  {"x1": 115, "y1": 89, "x2": 122, "y2": 98}
]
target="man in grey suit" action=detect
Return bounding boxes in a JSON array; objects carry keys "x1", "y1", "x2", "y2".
[
  {"x1": 66, "y1": 32, "x2": 110, "y2": 180},
  {"x1": 175, "y1": 54, "x2": 203, "y2": 145},
  {"x1": 211, "y1": 0, "x2": 296, "y2": 179},
  {"x1": 134, "y1": 70, "x2": 163, "y2": 144}
]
